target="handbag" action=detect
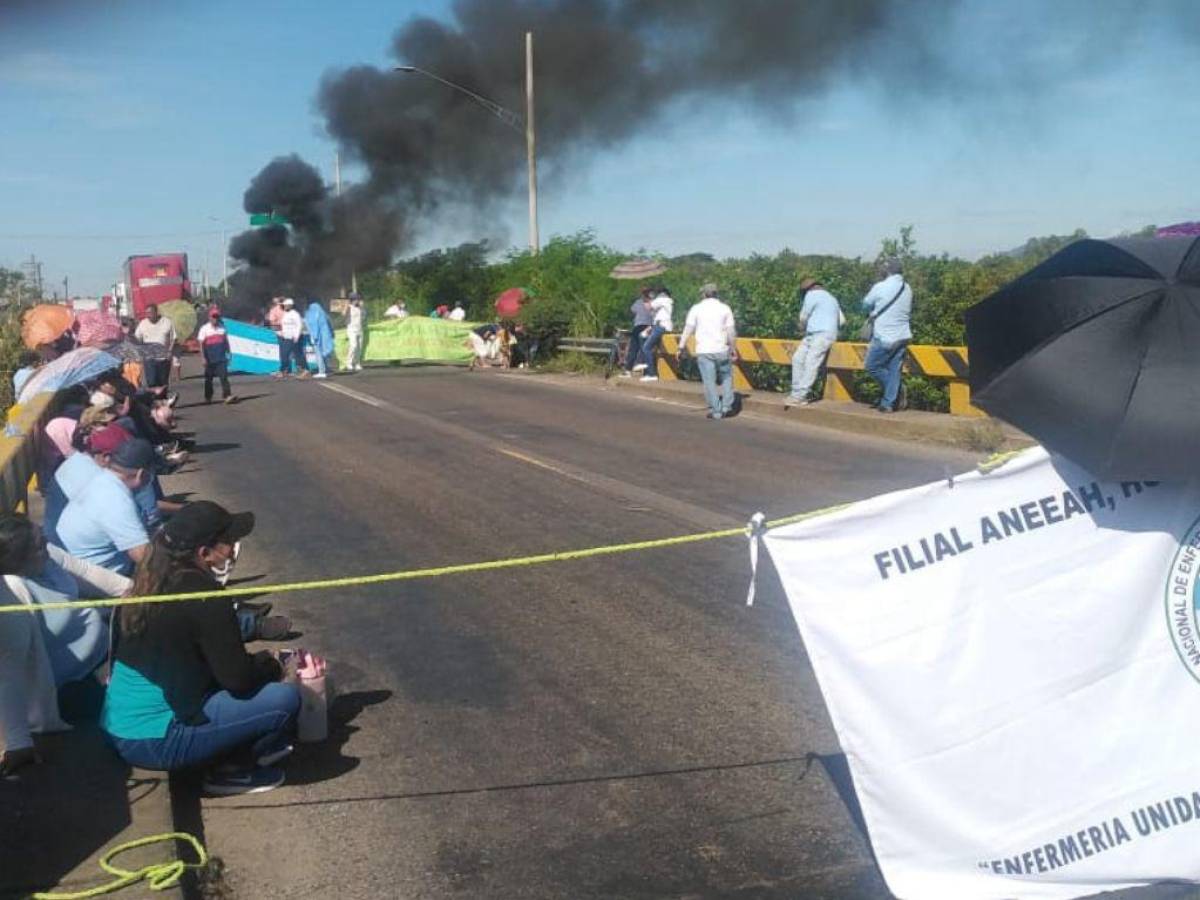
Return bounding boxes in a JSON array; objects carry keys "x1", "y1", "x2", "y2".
[{"x1": 859, "y1": 280, "x2": 906, "y2": 342}]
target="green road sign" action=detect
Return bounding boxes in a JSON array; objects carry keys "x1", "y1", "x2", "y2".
[{"x1": 249, "y1": 212, "x2": 290, "y2": 227}]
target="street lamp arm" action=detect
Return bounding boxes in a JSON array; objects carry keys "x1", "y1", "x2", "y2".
[{"x1": 394, "y1": 65, "x2": 523, "y2": 133}]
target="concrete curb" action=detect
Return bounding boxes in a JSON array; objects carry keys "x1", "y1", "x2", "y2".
[{"x1": 501, "y1": 369, "x2": 1033, "y2": 453}]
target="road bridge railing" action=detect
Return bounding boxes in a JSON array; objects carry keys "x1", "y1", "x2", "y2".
[
  {"x1": 653, "y1": 334, "x2": 981, "y2": 417},
  {"x1": 0, "y1": 393, "x2": 54, "y2": 513}
]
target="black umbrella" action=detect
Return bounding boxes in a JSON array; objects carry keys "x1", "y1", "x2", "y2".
[{"x1": 965, "y1": 236, "x2": 1200, "y2": 480}]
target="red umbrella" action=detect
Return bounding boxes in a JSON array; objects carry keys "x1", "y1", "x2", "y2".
[{"x1": 494, "y1": 287, "x2": 526, "y2": 319}]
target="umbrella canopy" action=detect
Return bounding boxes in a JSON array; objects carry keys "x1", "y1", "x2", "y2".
[
  {"x1": 17, "y1": 347, "x2": 121, "y2": 405},
  {"x1": 158, "y1": 300, "x2": 197, "y2": 341},
  {"x1": 20, "y1": 304, "x2": 74, "y2": 349},
  {"x1": 965, "y1": 235, "x2": 1200, "y2": 480},
  {"x1": 609, "y1": 257, "x2": 667, "y2": 280},
  {"x1": 75, "y1": 308, "x2": 125, "y2": 346},
  {"x1": 494, "y1": 287, "x2": 527, "y2": 319},
  {"x1": 102, "y1": 338, "x2": 170, "y2": 364},
  {"x1": 1158, "y1": 221, "x2": 1200, "y2": 237}
]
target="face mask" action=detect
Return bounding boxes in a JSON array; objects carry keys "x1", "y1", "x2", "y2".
[{"x1": 211, "y1": 541, "x2": 240, "y2": 586}]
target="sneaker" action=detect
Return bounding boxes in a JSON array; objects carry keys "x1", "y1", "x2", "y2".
[
  {"x1": 313, "y1": 373, "x2": 327, "y2": 380},
  {"x1": 631, "y1": 363, "x2": 647, "y2": 373},
  {"x1": 639, "y1": 375, "x2": 658, "y2": 382},
  {"x1": 706, "y1": 412, "x2": 723, "y2": 420},
  {"x1": 224, "y1": 395, "x2": 239, "y2": 405},
  {"x1": 256, "y1": 743, "x2": 294, "y2": 767},
  {"x1": 163, "y1": 450, "x2": 189, "y2": 465},
  {"x1": 202, "y1": 765, "x2": 285, "y2": 796},
  {"x1": 255, "y1": 615, "x2": 292, "y2": 641}
]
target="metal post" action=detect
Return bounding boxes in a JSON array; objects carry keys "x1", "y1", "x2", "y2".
[
  {"x1": 525, "y1": 31, "x2": 539, "y2": 255},
  {"x1": 221, "y1": 227, "x2": 228, "y2": 297}
]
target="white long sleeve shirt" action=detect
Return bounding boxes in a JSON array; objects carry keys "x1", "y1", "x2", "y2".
[
  {"x1": 679, "y1": 297, "x2": 736, "y2": 355},
  {"x1": 280, "y1": 309, "x2": 303, "y2": 341}
]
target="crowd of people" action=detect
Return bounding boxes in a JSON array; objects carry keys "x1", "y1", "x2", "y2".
[
  {"x1": 618, "y1": 259, "x2": 914, "y2": 419},
  {"x1": 1, "y1": 332, "x2": 304, "y2": 796}
]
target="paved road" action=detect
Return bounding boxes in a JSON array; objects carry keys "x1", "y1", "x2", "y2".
[{"x1": 168, "y1": 367, "x2": 980, "y2": 899}]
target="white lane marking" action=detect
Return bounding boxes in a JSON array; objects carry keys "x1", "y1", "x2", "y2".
[{"x1": 318, "y1": 380, "x2": 388, "y2": 408}]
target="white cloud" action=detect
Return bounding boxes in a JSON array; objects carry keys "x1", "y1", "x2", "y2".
[{"x1": 0, "y1": 51, "x2": 110, "y2": 94}]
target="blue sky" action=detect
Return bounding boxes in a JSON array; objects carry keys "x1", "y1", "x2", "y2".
[{"x1": 2, "y1": 0, "x2": 1196, "y2": 296}]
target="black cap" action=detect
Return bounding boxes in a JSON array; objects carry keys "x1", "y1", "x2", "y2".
[
  {"x1": 109, "y1": 438, "x2": 157, "y2": 470},
  {"x1": 163, "y1": 501, "x2": 255, "y2": 551}
]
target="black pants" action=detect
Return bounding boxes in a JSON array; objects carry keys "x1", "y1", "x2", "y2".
[
  {"x1": 204, "y1": 361, "x2": 231, "y2": 401},
  {"x1": 144, "y1": 358, "x2": 170, "y2": 388}
]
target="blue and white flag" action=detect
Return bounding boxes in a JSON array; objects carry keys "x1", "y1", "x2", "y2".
[{"x1": 224, "y1": 319, "x2": 280, "y2": 375}]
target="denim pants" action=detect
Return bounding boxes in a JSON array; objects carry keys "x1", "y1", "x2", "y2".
[
  {"x1": 278, "y1": 338, "x2": 297, "y2": 373},
  {"x1": 640, "y1": 325, "x2": 666, "y2": 376},
  {"x1": 864, "y1": 338, "x2": 908, "y2": 410},
  {"x1": 109, "y1": 681, "x2": 301, "y2": 772},
  {"x1": 696, "y1": 352, "x2": 734, "y2": 417},
  {"x1": 789, "y1": 332, "x2": 835, "y2": 400},
  {"x1": 625, "y1": 326, "x2": 650, "y2": 370}
]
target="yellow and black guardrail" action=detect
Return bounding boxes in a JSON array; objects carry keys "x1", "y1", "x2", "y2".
[
  {"x1": 658, "y1": 335, "x2": 981, "y2": 417},
  {"x1": 1, "y1": 392, "x2": 53, "y2": 514}
]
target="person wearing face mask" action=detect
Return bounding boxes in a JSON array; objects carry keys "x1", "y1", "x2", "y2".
[{"x1": 101, "y1": 501, "x2": 302, "y2": 795}]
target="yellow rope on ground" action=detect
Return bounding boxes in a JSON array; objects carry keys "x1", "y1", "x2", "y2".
[
  {"x1": 31, "y1": 832, "x2": 207, "y2": 899},
  {"x1": 0, "y1": 508, "x2": 840, "y2": 615}
]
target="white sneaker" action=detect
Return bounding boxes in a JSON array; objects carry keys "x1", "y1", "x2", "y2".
[
  {"x1": 640, "y1": 375, "x2": 658, "y2": 382},
  {"x1": 313, "y1": 373, "x2": 327, "y2": 380},
  {"x1": 631, "y1": 363, "x2": 647, "y2": 373}
]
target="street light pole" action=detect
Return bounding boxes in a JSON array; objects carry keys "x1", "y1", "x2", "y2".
[
  {"x1": 395, "y1": 35, "x2": 540, "y2": 255},
  {"x1": 525, "y1": 31, "x2": 539, "y2": 255}
]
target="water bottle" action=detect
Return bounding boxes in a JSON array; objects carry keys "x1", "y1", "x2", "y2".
[{"x1": 296, "y1": 652, "x2": 329, "y2": 743}]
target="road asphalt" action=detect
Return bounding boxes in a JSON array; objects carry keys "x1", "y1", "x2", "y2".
[{"x1": 157, "y1": 364, "x2": 987, "y2": 900}]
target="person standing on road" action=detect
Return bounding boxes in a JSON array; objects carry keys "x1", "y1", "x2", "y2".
[
  {"x1": 621, "y1": 288, "x2": 655, "y2": 378},
  {"x1": 197, "y1": 308, "x2": 237, "y2": 404},
  {"x1": 861, "y1": 259, "x2": 913, "y2": 413},
  {"x1": 134, "y1": 305, "x2": 176, "y2": 390},
  {"x1": 276, "y1": 298, "x2": 306, "y2": 378},
  {"x1": 303, "y1": 298, "x2": 334, "y2": 380},
  {"x1": 345, "y1": 294, "x2": 366, "y2": 372},
  {"x1": 677, "y1": 283, "x2": 738, "y2": 419},
  {"x1": 101, "y1": 501, "x2": 301, "y2": 795},
  {"x1": 786, "y1": 278, "x2": 843, "y2": 407},
  {"x1": 637, "y1": 287, "x2": 674, "y2": 382}
]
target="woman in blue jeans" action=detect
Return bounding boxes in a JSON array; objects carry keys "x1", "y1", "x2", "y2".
[{"x1": 102, "y1": 501, "x2": 300, "y2": 796}]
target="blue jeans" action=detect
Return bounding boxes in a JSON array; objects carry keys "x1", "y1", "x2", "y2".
[
  {"x1": 696, "y1": 352, "x2": 735, "y2": 417},
  {"x1": 640, "y1": 325, "x2": 666, "y2": 375},
  {"x1": 865, "y1": 338, "x2": 908, "y2": 410},
  {"x1": 625, "y1": 326, "x2": 650, "y2": 371},
  {"x1": 109, "y1": 682, "x2": 301, "y2": 772}
]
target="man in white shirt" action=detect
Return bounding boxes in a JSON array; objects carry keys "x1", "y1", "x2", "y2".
[
  {"x1": 384, "y1": 301, "x2": 408, "y2": 319},
  {"x1": 787, "y1": 278, "x2": 843, "y2": 407},
  {"x1": 448, "y1": 302, "x2": 466, "y2": 321},
  {"x1": 676, "y1": 283, "x2": 738, "y2": 419},
  {"x1": 345, "y1": 294, "x2": 366, "y2": 372},
  {"x1": 133, "y1": 305, "x2": 176, "y2": 388},
  {"x1": 861, "y1": 258, "x2": 913, "y2": 413},
  {"x1": 275, "y1": 298, "x2": 306, "y2": 378}
]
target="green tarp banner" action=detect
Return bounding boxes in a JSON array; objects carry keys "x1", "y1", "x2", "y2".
[{"x1": 333, "y1": 315, "x2": 477, "y2": 365}]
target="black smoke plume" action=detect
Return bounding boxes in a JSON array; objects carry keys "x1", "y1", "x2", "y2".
[{"x1": 227, "y1": 0, "x2": 1200, "y2": 313}]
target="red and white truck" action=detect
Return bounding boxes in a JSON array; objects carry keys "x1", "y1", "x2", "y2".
[{"x1": 122, "y1": 253, "x2": 190, "y2": 319}]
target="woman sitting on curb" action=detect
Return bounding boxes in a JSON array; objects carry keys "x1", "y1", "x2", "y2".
[{"x1": 101, "y1": 501, "x2": 301, "y2": 796}]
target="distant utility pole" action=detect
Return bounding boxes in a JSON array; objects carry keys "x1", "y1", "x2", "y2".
[
  {"x1": 22, "y1": 254, "x2": 44, "y2": 300},
  {"x1": 335, "y1": 151, "x2": 358, "y2": 295},
  {"x1": 62, "y1": 276, "x2": 69, "y2": 301},
  {"x1": 525, "y1": 31, "x2": 539, "y2": 255}
]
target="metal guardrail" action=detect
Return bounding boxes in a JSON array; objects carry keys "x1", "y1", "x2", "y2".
[
  {"x1": 0, "y1": 393, "x2": 54, "y2": 513},
  {"x1": 654, "y1": 335, "x2": 981, "y2": 417}
]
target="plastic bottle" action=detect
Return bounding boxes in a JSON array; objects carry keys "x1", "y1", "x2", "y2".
[{"x1": 296, "y1": 652, "x2": 329, "y2": 743}]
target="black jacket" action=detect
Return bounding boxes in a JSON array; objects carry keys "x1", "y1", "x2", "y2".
[{"x1": 115, "y1": 565, "x2": 281, "y2": 725}]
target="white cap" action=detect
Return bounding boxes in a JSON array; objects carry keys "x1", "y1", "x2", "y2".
[{"x1": 282, "y1": 297, "x2": 294, "y2": 307}]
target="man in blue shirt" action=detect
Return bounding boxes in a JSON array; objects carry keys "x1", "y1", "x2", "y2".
[
  {"x1": 861, "y1": 259, "x2": 913, "y2": 413},
  {"x1": 55, "y1": 437, "x2": 154, "y2": 575},
  {"x1": 787, "y1": 278, "x2": 843, "y2": 407}
]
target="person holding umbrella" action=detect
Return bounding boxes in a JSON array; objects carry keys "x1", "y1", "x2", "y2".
[{"x1": 861, "y1": 258, "x2": 913, "y2": 413}]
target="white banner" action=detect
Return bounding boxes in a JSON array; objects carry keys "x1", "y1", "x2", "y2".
[{"x1": 764, "y1": 448, "x2": 1200, "y2": 899}]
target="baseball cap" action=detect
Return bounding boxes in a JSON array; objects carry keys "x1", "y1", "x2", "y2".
[
  {"x1": 109, "y1": 437, "x2": 157, "y2": 470},
  {"x1": 88, "y1": 423, "x2": 133, "y2": 455},
  {"x1": 163, "y1": 501, "x2": 255, "y2": 551}
]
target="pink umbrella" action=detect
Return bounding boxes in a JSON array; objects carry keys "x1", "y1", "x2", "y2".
[{"x1": 494, "y1": 287, "x2": 527, "y2": 319}]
